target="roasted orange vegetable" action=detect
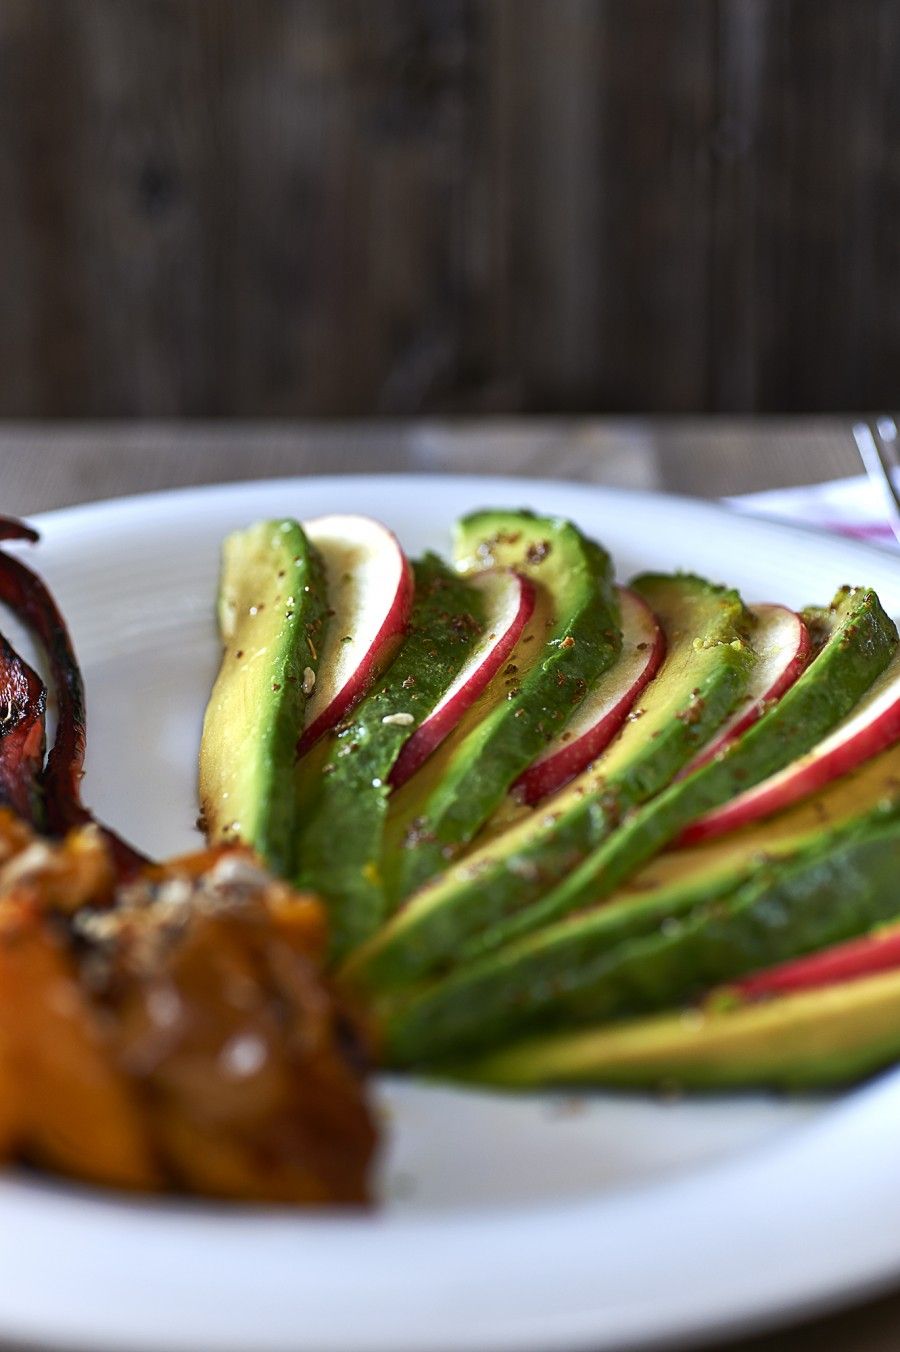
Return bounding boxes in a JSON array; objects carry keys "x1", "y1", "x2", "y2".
[
  {"x1": 0, "y1": 1025, "x2": 20, "y2": 1158},
  {"x1": 0, "y1": 896, "x2": 161, "y2": 1190},
  {"x1": 0, "y1": 824, "x2": 377, "y2": 1204},
  {"x1": 0, "y1": 523, "x2": 377, "y2": 1206}
]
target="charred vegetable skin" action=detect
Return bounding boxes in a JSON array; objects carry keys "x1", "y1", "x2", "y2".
[
  {"x1": 0, "y1": 518, "x2": 146, "y2": 875},
  {"x1": 0, "y1": 813, "x2": 377, "y2": 1204},
  {"x1": 0, "y1": 631, "x2": 46, "y2": 825},
  {"x1": 0, "y1": 519, "x2": 86, "y2": 827}
]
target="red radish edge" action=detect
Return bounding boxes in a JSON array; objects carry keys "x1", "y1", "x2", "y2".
[
  {"x1": 683, "y1": 603, "x2": 811, "y2": 774},
  {"x1": 513, "y1": 587, "x2": 665, "y2": 806},
  {"x1": 680, "y1": 649, "x2": 900, "y2": 847},
  {"x1": 389, "y1": 569, "x2": 536, "y2": 789},
  {"x1": 298, "y1": 515, "x2": 413, "y2": 756},
  {"x1": 735, "y1": 926, "x2": 900, "y2": 1001}
]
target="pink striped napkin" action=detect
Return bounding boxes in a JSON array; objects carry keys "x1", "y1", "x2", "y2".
[{"x1": 726, "y1": 476, "x2": 899, "y2": 549}]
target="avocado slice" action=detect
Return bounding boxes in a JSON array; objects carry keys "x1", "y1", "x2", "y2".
[
  {"x1": 452, "y1": 963, "x2": 900, "y2": 1092},
  {"x1": 540, "y1": 811, "x2": 900, "y2": 1027},
  {"x1": 616, "y1": 736, "x2": 900, "y2": 903},
  {"x1": 474, "y1": 584, "x2": 899, "y2": 953},
  {"x1": 295, "y1": 554, "x2": 485, "y2": 961},
  {"x1": 199, "y1": 519, "x2": 327, "y2": 878},
  {"x1": 548, "y1": 739, "x2": 900, "y2": 981},
  {"x1": 342, "y1": 572, "x2": 756, "y2": 993},
  {"x1": 384, "y1": 794, "x2": 900, "y2": 1064},
  {"x1": 379, "y1": 511, "x2": 622, "y2": 903}
]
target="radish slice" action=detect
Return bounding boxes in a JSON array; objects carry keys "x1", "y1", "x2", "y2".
[
  {"x1": 514, "y1": 587, "x2": 665, "y2": 806},
  {"x1": 298, "y1": 515, "x2": 413, "y2": 756},
  {"x1": 389, "y1": 568, "x2": 535, "y2": 789},
  {"x1": 735, "y1": 924, "x2": 900, "y2": 1001},
  {"x1": 681, "y1": 645, "x2": 900, "y2": 846},
  {"x1": 683, "y1": 603, "x2": 811, "y2": 773}
]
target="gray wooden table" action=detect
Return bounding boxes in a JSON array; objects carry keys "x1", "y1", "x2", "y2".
[
  {"x1": 1, "y1": 417, "x2": 897, "y2": 1352},
  {"x1": 0, "y1": 416, "x2": 867, "y2": 510}
]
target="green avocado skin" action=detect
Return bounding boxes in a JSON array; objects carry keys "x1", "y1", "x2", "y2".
[
  {"x1": 294, "y1": 553, "x2": 484, "y2": 963},
  {"x1": 341, "y1": 572, "x2": 755, "y2": 993},
  {"x1": 448, "y1": 972, "x2": 900, "y2": 1093},
  {"x1": 559, "y1": 814, "x2": 900, "y2": 1024},
  {"x1": 383, "y1": 803, "x2": 900, "y2": 1063},
  {"x1": 476, "y1": 584, "x2": 899, "y2": 952},
  {"x1": 453, "y1": 1034, "x2": 900, "y2": 1094},
  {"x1": 382, "y1": 511, "x2": 622, "y2": 903}
]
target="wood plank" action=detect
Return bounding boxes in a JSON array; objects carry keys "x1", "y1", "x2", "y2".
[
  {"x1": 592, "y1": 0, "x2": 716, "y2": 412},
  {"x1": 0, "y1": 1, "x2": 91, "y2": 414},
  {"x1": 0, "y1": 2, "x2": 897, "y2": 416},
  {"x1": 0, "y1": 2, "x2": 41, "y2": 415},
  {"x1": 490, "y1": 0, "x2": 716, "y2": 413},
  {"x1": 0, "y1": 418, "x2": 861, "y2": 516},
  {"x1": 207, "y1": 0, "x2": 491, "y2": 415},
  {"x1": 712, "y1": 0, "x2": 900, "y2": 411}
]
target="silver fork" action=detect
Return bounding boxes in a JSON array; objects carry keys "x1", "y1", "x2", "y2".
[{"x1": 853, "y1": 416, "x2": 900, "y2": 546}]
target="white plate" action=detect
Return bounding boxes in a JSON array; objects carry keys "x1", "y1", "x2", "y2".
[{"x1": 3, "y1": 475, "x2": 900, "y2": 1352}]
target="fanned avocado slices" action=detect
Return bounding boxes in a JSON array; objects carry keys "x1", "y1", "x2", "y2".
[
  {"x1": 470, "y1": 584, "x2": 899, "y2": 954},
  {"x1": 294, "y1": 554, "x2": 485, "y2": 961},
  {"x1": 342, "y1": 571, "x2": 756, "y2": 994},
  {"x1": 380, "y1": 510, "x2": 622, "y2": 903},
  {"x1": 381, "y1": 797, "x2": 900, "y2": 1064},
  {"x1": 199, "y1": 519, "x2": 328, "y2": 878},
  {"x1": 609, "y1": 735, "x2": 900, "y2": 916},
  {"x1": 374, "y1": 586, "x2": 900, "y2": 1065},
  {"x1": 202, "y1": 511, "x2": 900, "y2": 1100},
  {"x1": 380, "y1": 740, "x2": 900, "y2": 1067}
]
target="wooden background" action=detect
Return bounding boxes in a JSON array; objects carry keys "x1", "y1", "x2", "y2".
[{"x1": 0, "y1": 0, "x2": 897, "y2": 419}]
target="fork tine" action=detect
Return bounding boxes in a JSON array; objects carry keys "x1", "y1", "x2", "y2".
[
  {"x1": 853, "y1": 419, "x2": 900, "y2": 545},
  {"x1": 876, "y1": 414, "x2": 898, "y2": 445}
]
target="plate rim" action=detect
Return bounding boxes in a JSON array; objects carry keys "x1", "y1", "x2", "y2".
[{"x1": 21, "y1": 466, "x2": 899, "y2": 547}]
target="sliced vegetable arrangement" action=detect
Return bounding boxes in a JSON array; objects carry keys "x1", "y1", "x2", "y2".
[
  {"x1": 294, "y1": 553, "x2": 487, "y2": 960},
  {"x1": 199, "y1": 507, "x2": 900, "y2": 1096},
  {"x1": 2, "y1": 496, "x2": 900, "y2": 1211},
  {"x1": 380, "y1": 511, "x2": 622, "y2": 902}
]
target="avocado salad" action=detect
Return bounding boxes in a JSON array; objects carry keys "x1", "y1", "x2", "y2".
[{"x1": 200, "y1": 508, "x2": 900, "y2": 1095}]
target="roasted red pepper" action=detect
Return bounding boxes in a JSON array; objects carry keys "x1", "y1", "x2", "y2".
[
  {"x1": 0, "y1": 630, "x2": 46, "y2": 826},
  {"x1": 0, "y1": 517, "x2": 148, "y2": 876}
]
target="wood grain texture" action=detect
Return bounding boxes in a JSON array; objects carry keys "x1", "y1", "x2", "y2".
[
  {"x1": 0, "y1": 0, "x2": 897, "y2": 417},
  {"x1": 0, "y1": 417, "x2": 862, "y2": 515}
]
